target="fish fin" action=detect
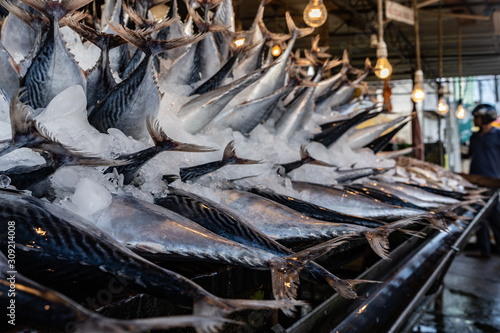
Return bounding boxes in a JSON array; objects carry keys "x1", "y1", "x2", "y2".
[
  {"x1": 123, "y1": 3, "x2": 158, "y2": 29},
  {"x1": 64, "y1": 16, "x2": 128, "y2": 50},
  {"x1": 364, "y1": 57, "x2": 372, "y2": 72},
  {"x1": 162, "y1": 174, "x2": 180, "y2": 185},
  {"x1": 222, "y1": 140, "x2": 261, "y2": 166},
  {"x1": 1, "y1": 0, "x2": 47, "y2": 30},
  {"x1": 258, "y1": 17, "x2": 291, "y2": 43},
  {"x1": 107, "y1": 19, "x2": 203, "y2": 56},
  {"x1": 188, "y1": 3, "x2": 227, "y2": 32},
  {"x1": 146, "y1": 117, "x2": 216, "y2": 152},
  {"x1": 285, "y1": 11, "x2": 314, "y2": 38},
  {"x1": 96, "y1": 315, "x2": 240, "y2": 333},
  {"x1": 21, "y1": 0, "x2": 93, "y2": 21},
  {"x1": 269, "y1": 236, "x2": 358, "y2": 304},
  {"x1": 10, "y1": 89, "x2": 36, "y2": 139},
  {"x1": 193, "y1": 297, "x2": 306, "y2": 324},
  {"x1": 323, "y1": 274, "x2": 359, "y2": 299}
]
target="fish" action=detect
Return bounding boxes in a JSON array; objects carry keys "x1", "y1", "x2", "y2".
[
  {"x1": 275, "y1": 144, "x2": 335, "y2": 175},
  {"x1": 290, "y1": 180, "x2": 428, "y2": 221},
  {"x1": 214, "y1": 85, "x2": 289, "y2": 135},
  {"x1": 63, "y1": 17, "x2": 128, "y2": 113},
  {"x1": 19, "y1": 0, "x2": 91, "y2": 110},
  {"x1": 0, "y1": 0, "x2": 42, "y2": 64},
  {"x1": 215, "y1": 188, "x2": 423, "y2": 260},
  {"x1": 0, "y1": 42, "x2": 20, "y2": 98},
  {"x1": 235, "y1": 12, "x2": 312, "y2": 104},
  {"x1": 190, "y1": 35, "x2": 261, "y2": 96},
  {"x1": 178, "y1": 66, "x2": 270, "y2": 134},
  {"x1": 212, "y1": 0, "x2": 235, "y2": 63},
  {"x1": 156, "y1": 0, "x2": 190, "y2": 62},
  {"x1": 88, "y1": 21, "x2": 206, "y2": 140},
  {"x1": 363, "y1": 120, "x2": 409, "y2": 153},
  {"x1": 312, "y1": 50, "x2": 355, "y2": 101},
  {"x1": 365, "y1": 180, "x2": 461, "y2": 206},
  {"x1": 0, "y1": 252, "x2": 235, "y2": 333},
  {"x1": 155, "y1": 186, "x2": 381, "y2": 297},
  {"x1": 105, "y1": 117, "x2": 216, "y2": 185},
  {"x1": 344, "y1": 183, "x2": 428, "y2": 210},
  {"x1": 184, "y1": 4, "x2": 224, "y2": 87},
  {"x1": 100, "y1": 0, "x2": 129, "y2": 77},
  {"x1": 179, "y1": 140, "x2": 260, "y2": 182},
  {"x1": 315, "y1": 58, "x2": 372, "y2": 114},
  {"x1": 274, "y1": 58, "x2": 339, "y2": 140},
  {"x1": 249, "y1": 187, "x2": 385, "y2": 228},
  {"x1": 95, "y1": 192, "x2": 353, "y2": 306},
  {"x1": 333, "y1": 166, "x2": 391, "y2": 183},
  {"x1": 0, "y1": 188, "x2": 301, "y2": 328},
  {"x1": 347, "y1": 115, "x2": 408, "y2": 150},
  {"x1": 312, "y1": 107, "x2": 377, "y2": 148}
]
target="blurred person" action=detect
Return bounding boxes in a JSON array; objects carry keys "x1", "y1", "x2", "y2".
[{"x1": 468, "y1": 104, "x2": 500, "y2": 258}]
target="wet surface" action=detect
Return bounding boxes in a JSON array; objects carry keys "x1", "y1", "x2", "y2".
[{"x1": 412, "y1": 251, "x2": 500, "y2": 333}]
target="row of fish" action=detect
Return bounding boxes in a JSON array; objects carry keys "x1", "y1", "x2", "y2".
[{"x1": 0, "y1": 0, "x2": 484, "y2": 331}]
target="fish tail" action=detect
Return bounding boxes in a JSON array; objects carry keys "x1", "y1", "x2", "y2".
[
  {"x1": 268, "y1": 259, "x2": 302, "y2": 315},
  {"x1": 162, "y1": 174, "x2": 180, "y2": 185},
  {"x1": 278, "y1": 235, "x2": 359, "y2": 302},
  {"x1": 363, "y1": 229, "x2": 391, "y2": 261},
  {"x1": 146, "y1": 117, "x2": 216, "y2": 152},
  {"x1": 21, "y1": 0, "x2": 93, "y2": 21},
  {"x1": 107, "y1": 19, "x2": 205, "y2": 56},
  {"x1": 222, "y1": 140, "x2": 261, "y2": 166},
  {"x1": 193, "y1": 296, "x2": 306, "y2": 325},
  {"x1": 285, "y1": 12, "x2": 314, "y2": 38},
  {"x1": 88, "y1": 315, "x2": 239, "y2": 333},
  {"x1": 64, "y1": 17, "x2": 126, "y2": 50}
]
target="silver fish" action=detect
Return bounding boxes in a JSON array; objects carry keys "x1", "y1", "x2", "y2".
[
  {"x1": 19, "y1": 0, "x2": 90, "y2": 109},
  {"x1": 235, "y1": 12, "x2": 312, "y2": 104},
  {"x1": 290, "y1": 181, "x2": 427, "y2": 221},
  {"x1": 0, "y1": 0, "x2": 41, "y2": 63},
  {"x1": 156, "y1": 186, "x2": 374, "y2": 299},
  {"x1": 64, "y1": 18, "x2": 127, "y2": 114},
  {"x1": 0, "y1": 188, "x2": 299, "y2": 327},
  {"x1": 179, "y1": 140, "x2": 260, "y2": 182},
  {"x1": 88, "y1": 21, "x2": 205, "y2": 140},
  {"x1": 105, "y1": 117, "x2": 216, "y2": 185},
  {"x1": 366, "y1": 180, "x2": 461, "y2": 206},
  {"x1": 179, "y1": 67, "x2": 270, "y2": 134},
  {"x1": 0, "y1": 252, "x2": 233, "y2": 333},
  {"x1": 218, "y1": 188, "x2": 422, "y2": 261},
  {"x1": 0, "y1": 42, "x2": 20, "y2": 98},
  {"x1": 95, "y1": 193, "x2": 347, "y2": 307},
  {"x1": 315, "y1": 58, "x2": 372, "y2": 114},
  {"x1": 346, "y1": 115, "x2": 407, "y2": 150},
  {"x1": 276, "y1": 144, "x2": 336, "y2": 175},
  {"x1": 156, "y1": 0, "x2": 190, "y2": 62}
]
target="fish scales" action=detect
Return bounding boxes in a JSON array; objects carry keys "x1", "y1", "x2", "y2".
[{"x1": 0, "y1": 189, "x2": 300, "y2": 320}]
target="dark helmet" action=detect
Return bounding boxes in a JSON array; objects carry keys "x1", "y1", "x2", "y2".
[{"x1": 472, "y1": 104, "x2": 497, "y2": 124}]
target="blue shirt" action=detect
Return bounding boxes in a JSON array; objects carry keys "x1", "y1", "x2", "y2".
[{"x1": 469, "y1": 127, "x2": 500, "y2": 178}]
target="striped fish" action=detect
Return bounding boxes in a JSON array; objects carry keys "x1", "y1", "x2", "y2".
[
  {"x1": 0, "y1": 188, "x2": 301, "y2": 328},
  {"x1": 88, "y1": 21, "x2": 206, "y2": 140},
  {"x1": 179, "y1": 140, "x2": 260, "y2": 182}
]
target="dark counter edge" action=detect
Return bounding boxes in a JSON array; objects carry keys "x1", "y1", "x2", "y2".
[{"x1": 285, "y1": 190, "x2": 499, "y2": 333}]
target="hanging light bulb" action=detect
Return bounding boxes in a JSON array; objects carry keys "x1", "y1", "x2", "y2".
[
  {"x1": 374, "y1": 41, "x2": 392, "y2": 79},
  {"x1": 303, "y1": 0, "x2": 327, "y2": 28},
  {"x1": 234, "y1": 38, "x2": 245, "y2": 48},
  {"x1": 411, "y1": 70, "x2": 426, "y2": 103},
  {"x1": 455, "y1": 101, "x2": 466, "y2": 119},
  {"x1": 436, "y1": 97, "x2": 449, "y2": 115},
  {"x1": 271, "y1": 44, "x2": 281, "y2": 57}
]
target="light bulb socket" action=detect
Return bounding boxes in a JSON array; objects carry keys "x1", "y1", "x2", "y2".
[
  {"x1": 376, "y1": 40, "x2": 388, "y2": 58},
  {"x1": 414, "y1": 69, "x2": 424, "y2": 84}
]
